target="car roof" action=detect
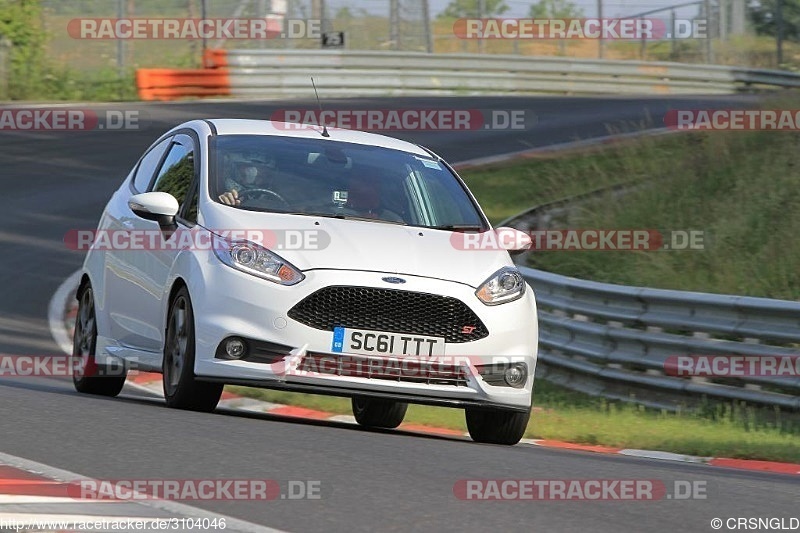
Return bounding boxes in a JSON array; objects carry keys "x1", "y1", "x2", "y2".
[{"x1": 205, "y1": 119, "x2": 432, "y2": 157}]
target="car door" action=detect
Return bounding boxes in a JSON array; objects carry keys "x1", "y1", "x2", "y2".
[
  {"x1": 101, "y1": 135, "x2": 172, "y2": 354},
  {"x1": 109, "y1": 133, "x2": 199, "y2": 360}
]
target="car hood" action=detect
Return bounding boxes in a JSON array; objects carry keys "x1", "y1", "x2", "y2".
[{"x1": 201, "y1": 207, "x2": 512, "y2": 288}]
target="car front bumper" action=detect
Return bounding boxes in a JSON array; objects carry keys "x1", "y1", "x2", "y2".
[{"x1": 190, "y1": 265, "x2": 538, "y2": 410}]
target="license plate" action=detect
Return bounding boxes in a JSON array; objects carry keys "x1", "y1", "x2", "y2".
[{"x1": 331, "y1": 327, "x2": 445, "y2": 357}]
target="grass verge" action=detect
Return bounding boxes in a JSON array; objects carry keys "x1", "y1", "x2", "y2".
[
  {"x1": 228, "y1": 382, "x2": 800, "y2": 463},
  {"x1": 509, "y1": 129, "x2": 800, "y2": 300}
]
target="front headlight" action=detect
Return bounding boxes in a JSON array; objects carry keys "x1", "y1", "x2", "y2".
[
  {"x1": 213, "y1": 238, "x2": 304, "y2": 286},
  {"x1": 475, "y1": 267, "x2": 526, "y2": 305}
]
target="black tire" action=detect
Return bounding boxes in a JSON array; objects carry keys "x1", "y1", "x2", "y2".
[
  {"x1": 72, "y1": 285, "x2": 127, "y2": 397},
  {"x1": 351, "y1": 397, "x2": 408, "y2": 429},
  {"x1": 162, "y1": 286, "x2": 222, "y2": 412},
  {"x1": 465, "y1": 407, "x2": 530, "y2": 445}
]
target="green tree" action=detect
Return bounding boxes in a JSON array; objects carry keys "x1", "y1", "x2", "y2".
[
  {"x1": 529, "y1": 0, "x2": 583, "y2": 55},
  {"x1": 749, "y1": 0, "x2": 800, "y2": 40},
  {"x1": 440, "y1": 0, "x2": 509, "y2": 18},
  {"x1": 335, "y1": 6, "x2": 354, "y2": 20},
  {"x1": 529, "y1": 0, "x2": 584, "y2": 19},
  {"x1": 0, "y1": 0, "x2": 46, "y2": 97}
]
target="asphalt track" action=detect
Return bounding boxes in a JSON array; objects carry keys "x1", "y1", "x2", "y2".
[{"x1": 0, "y1": 95, "x2": 796, "y2": 532}]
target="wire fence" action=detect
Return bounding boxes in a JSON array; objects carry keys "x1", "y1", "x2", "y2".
[
  {"x1": 37, "y1": 0, "x2": 788, "y2": 75},
  {"x1": 41, "y1": 0, "x2": 432, "y2": 73},
  {"x1": 0, "y1": 0, "x2": 784, "y2": 102}
]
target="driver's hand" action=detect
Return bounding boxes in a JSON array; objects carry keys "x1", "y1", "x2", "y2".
[{"x1": 219, "y1": 189, "x2": 240, "y2": 206}]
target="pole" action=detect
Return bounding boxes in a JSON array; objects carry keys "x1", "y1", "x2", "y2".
[
  {"x1": 390, "y1": 0, "x2": 399, "y2": 50},
  {"x1": 671, "y1": 8, "x2": 677, "y2": 59},
  {"x1": 777, "y1": 0, "x2": 784, "y2": 66},
  {"x1": 321, "y1": 0, "x2": 329, "y2": 33},
  {"x1": 703, "y1": 0, "x2": 713, "y2": 63},
  {"x1": 201, "y1": 0, "x2": 207, "y2": 59},
  {"x1": 478, "y1": 0, "x2": 485, "y2": 53},
  {"x1": 259, "y1": 0, "x2": 267, "y2": 49},
  {"x1": 731, "y1": 0, "x2": 745, "y2": 35},
  {"x1": 187, "y1": 0, "x2": 199, "y2": 60},
  {"x1": 313, "y1": 0, "x2": 326, "y2": 32},
  {"x1": 597, "y1": 0, "x2": 604, "y2": 58},
  {"x1": 0, "y1": 38, "x2": 10, "y2": 101},
  {"x1": 117, "y1": 0, "x2": 125, "y2": 76},
  {"x1": 422, "y1": 0, "x2": 432, "y2": 52}
]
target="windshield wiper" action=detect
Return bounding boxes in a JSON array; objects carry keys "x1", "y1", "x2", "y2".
[{"x1": 429, "y1": 224, "x2": 485, "y2": 231}]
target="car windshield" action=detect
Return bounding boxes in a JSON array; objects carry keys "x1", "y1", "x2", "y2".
[{"x1": 209, "y1": 134, "x2": 487, "y2": 229}]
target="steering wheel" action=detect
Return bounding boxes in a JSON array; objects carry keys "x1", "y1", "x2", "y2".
[{"x1": 238, "y1": 188, "x2": 291, "y2": 209}]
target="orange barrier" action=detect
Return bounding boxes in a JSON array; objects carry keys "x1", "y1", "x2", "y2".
[
  {"x1": 136, "y1": 54, "x2": 230, "y2": 101},
  {"x1": 203, "y1": 48, "x2": 228, "y2": 69}
]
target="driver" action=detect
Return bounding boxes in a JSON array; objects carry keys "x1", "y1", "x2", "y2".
[{"x1": 218, "y1": 158, "x2": 272, "y2": 206}]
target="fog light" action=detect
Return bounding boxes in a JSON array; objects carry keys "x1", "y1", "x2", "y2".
[
  {"x1": 225, "y1": 338, "x2": 247, "y2": 359},
  {"x1": 504, "y1": 363, "x2": 527, "y2": 388}
]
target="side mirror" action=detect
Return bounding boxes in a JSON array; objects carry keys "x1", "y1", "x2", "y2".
[
  {"x1": 129, "y1": 192, "x2": 179, "y2": 229},
  {"x1": 494, "y1": 227, "x2": 532, "y2": 256}
]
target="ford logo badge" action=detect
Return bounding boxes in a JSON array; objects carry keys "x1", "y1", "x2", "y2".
[{"x1": 382, "y1": 276, "x2": 406, "y2": 284}]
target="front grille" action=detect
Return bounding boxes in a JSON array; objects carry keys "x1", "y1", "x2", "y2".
[
  {"x1": 300, "y1": 353, "x2": 470, "y2": 386},
  {"x1": 288, "y1": 286, "x2": 488, "y2": 343}
]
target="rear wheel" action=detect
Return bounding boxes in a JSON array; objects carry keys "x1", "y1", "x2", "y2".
[
  {"x1": 72, "y1": 285, "x2": 127, "y2": 396},
  {"x1": 162, "y1": 286, "x2": 222, "y2": 412},
  {"x1": 351, "y1": 397, "x2": 408, "y2": 429},
  {"x1": 465, "y1": 407, "x2": 530, "y2": 445}
]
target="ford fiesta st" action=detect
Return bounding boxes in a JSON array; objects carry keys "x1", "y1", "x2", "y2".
[{"x1": 71, "y1": 119, "x2": 538, "y2": 445}]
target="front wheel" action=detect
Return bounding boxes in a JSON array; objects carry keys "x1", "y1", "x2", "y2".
[
  {"x1": 351, "y1": 397, "x2": 408, "y2": 429},
  {"x1": 465, "y1": 407, "x2": 530, "y2": 445},
  {"x1": 162, "y1": 286, "x2": 222, "y2": 412},
  {"x1": 72, "y1": 284, "x2": 127, "y2": 396}
]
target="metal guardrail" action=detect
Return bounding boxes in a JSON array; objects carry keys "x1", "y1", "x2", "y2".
[
  {"x1": 137, "y1": 49, "x2": 800, "y2": 100},
  {"x1": 212, "y1": 50, "x2": 800, "y2": 97},
  {"x1": 504, "y1": 195, "x2": 800, "y2": 411}
]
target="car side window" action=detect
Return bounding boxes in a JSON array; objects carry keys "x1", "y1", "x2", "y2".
[
  {"x1": 132, "y1": 137, "x2": 171, "y2": 192},
  {"x1": 183, "y1": 185, "x2": 199, "y2": 225},
  {"x1": 151, "y1": 141, "x2": 195, "y2": 209}
]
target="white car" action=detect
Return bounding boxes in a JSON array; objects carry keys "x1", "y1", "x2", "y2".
[{"x1": 72, "y1": 119, "x2": 538, "y2": 445}]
